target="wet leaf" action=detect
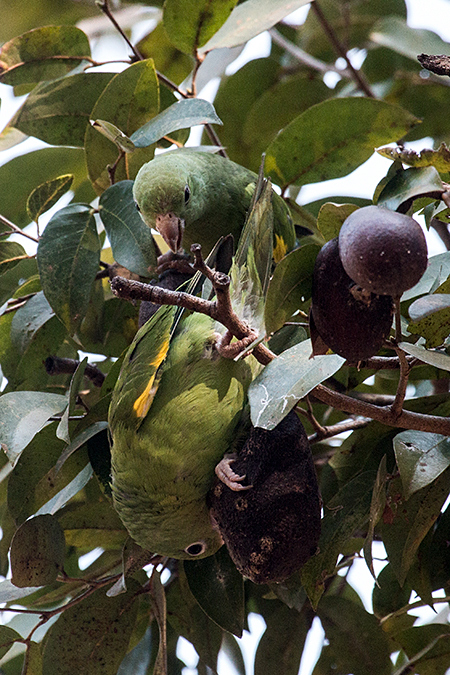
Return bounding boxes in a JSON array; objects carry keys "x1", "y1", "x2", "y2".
[
  {"x1": 10, "y1": 514, "x2": 65, "y2": 587},
  {"x1": 265, "y1": 98, "x2": 419, "y2": 189},
  {"x1": 394, "y1": 430, "x2": 450, "y2": 498},
  {"x1": 184, "y1": 546, "x2": 244, "y2": 637},
  {"x1": 130, "y1": 99, "x2": 222, "y2": 148},
  {"x1": 37, "y1": 204, "x2": 100, "y2": 335},
  {"x1": 249, "y1": 339, "x2": 345, "y2": 430},
  {"x1": 0, "y1": 391, "x2": 67, "y2": 465},
  {"x1": 99, "y1": 180, "x2": 157, "y2": 277}
]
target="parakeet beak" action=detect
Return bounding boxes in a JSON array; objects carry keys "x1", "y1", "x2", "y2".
[{"x1": 155, "y1": 212, "x2": 184, "y2": 252}]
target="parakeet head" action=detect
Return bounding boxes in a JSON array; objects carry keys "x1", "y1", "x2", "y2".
[
  {"x1": 133, "y1": 153, "x2": 195, "y2": 253},
  {"x1": 112, "y1": 479, "x2": 224, "y2": 560}
]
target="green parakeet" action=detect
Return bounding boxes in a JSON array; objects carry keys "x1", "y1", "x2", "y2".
[
  {"x1": 108, "y1": 306, "x2": 252, "y2": 559},
  {"x1": 108, "y1": 176, "x2": 274, "y2": 560},
  {"x1": 132, "y1": 149, "x2": 295, "y2": 263}
]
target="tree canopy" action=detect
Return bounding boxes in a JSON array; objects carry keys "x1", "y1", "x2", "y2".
[{"x1": 1, "y1": 1, "x2": 450, "y2": 673}]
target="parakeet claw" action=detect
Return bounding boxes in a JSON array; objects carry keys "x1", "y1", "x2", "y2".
[
  {"x1": 216, "y1": 330, "x2": 259, "y2": 360},
  {"x1": 215, "y1": 455, "x2": 252, "y2": 491}
]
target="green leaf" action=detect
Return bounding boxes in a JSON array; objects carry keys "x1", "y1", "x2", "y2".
[
  {"x1": 376, "y1": 166, "x2": 443, "y2": 211},
  {"x1": 249, "y1": 339, "x2": 345, "y2": 430},
  {"x1": 399, "y1": 341, "x2": 450, "y2": 372},
  {"x1": 402, "y1": 252, "x2": 450, "y2": 303},
  {"x1": 200, "y1": 0, "x2": 312, "y2": 53},
  {"x1": 409, "y1": 294, "x2": 450, "y2": 322},
  {"x1": 37, "y1": 204, "x2": 100, "y2": 335},
  {"x1": 264, "y1": 98, "x2": 419, "y2": 189},
  {"x1": 264, "y1": 244, "x2": 320, "y2": 335},
  {"x1": 10, "y1": 514, "x2": 65, "y2": 587},
  {"x1": 254, "y1": 603, "x2": 309, "y2": 675},
  {"x1": 10, "y1": 291, "x2": 54, "y2": 355},
  {"x1": 370, "y1": 16, "x2": 450, "y2": 62},
  {"x1": 165, "y1": 567, "x2": 222, "y2": 671},
  {"x1": 56, "y1": 358, "x2": 87, "y2": 444},
  {"x1": 394, "y1": 624, "x2": 450, "y2": 675},
  {"x1": 377, "y1": 142, "x2": 450, "y2": 172},
  {"x1": 0, "y1": 147, "x2": 94, "y2": 229},
  {"x1": 55, "y1": 421, "x2": 109, "y2": 475},
  {"x1": 163, "y1": 0, "x2": 238, "y2": 54},
  {"x1": 90, "y1": 120, "x2": 136, "y2": 153},
  {"x1": 27, "y1": 175, "x2": 74, "y2": 222},
  {"x1": 382, "y1": 471, "x2": 450, "y2": 586},
  {"x1": 0, "y1": 241, "x2": 28, "y2": 276},
  {"x1": 301, "y1": 471, "x2": 376, "y2": 608},
  {"x1": 184, "y1": 546, "x2": 244, "y2": 637},
  {"x1": 99, "y1": 180, "x2": 157, "y2": 277},
  {"x1": 364, "y1": 454, "x2": 387, "y2": 579},
  {"x1": 0, "y1": 391, "x2": 67, "y2": 465},
  {"x1": 137, "y1": 22, "x2": 193, "y2": 85},
  {"x1": 22, "y1": 641, "x2": 43, "y2": 675},
  {"x1": 10, "y1": 72, "x2": 113, "y2": 147},
  {"x1": 36, "y1": 463, "x2": 93, "y2": 517},
  {"x1": 58, "y1": 501, "x2": 126, "y2": 549},
  {"x1": 85, "y1": 59, "x2": 159, "y2": 194},
  {"x1": 0, "y1": 626, "x2": 23, "y2": 660},
  {"x1": 316, "y1": 596, "x2": 391, "y2": 675},
  {"x1": 0, "y1": 25, "x2": 91, "y2": 85},
  {"x1": 7, "y1": 422, "x2": 90, "y2": 525},
  {"x1": 394, "y1": 430, "x2": 450, "y2": 498},
  {"x1": 316, "y1": 202, "x2": 359, "y2": 242},
  {"x1": 130, "y1": 99, "x2": 222, "y2": 148},
  {"x1": 372, "y1": 563, "x2": 412, "y2": 619},
  {"x1": 42, "y1": 580, "x2": 140, "y2": 675}
]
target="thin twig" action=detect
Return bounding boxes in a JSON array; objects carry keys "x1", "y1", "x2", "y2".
[
  {"x1": 310, "y1": 1, "x2": 375, "y2": 98},
  {"x1": 96, "y1": 0, "x2": 144, "y2": 61},
  {"x1": 389, "y1": 343, "x2": 412, "y2": 419},
  {"x1": 308, "y1": 416, "x2": 372, "y2": 444},
  {"x1": 269, "y1": 27, "x2": 351, "y2": 76},
  {"x1": 0, "y1": 215, "x2": 39, "y2": 243}
]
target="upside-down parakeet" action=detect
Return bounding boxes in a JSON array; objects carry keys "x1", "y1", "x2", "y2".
[
  {"x1": 108, "y1": 177, "x2": 274, "y2": 560},
  {"x1": 132, "y1": 149, "x2": 295, "y2": 263},
  {"x1": 108, "y1": 306, "x2": 252, "y2": 559}
]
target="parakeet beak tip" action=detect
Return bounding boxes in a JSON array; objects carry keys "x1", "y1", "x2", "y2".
[{"x1": 155, "y1": 212, "x2": 184, "y2": 253}]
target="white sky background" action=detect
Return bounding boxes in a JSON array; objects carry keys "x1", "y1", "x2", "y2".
[{"x1": 1, "y1": 1, "x2": 450, "y2": 673}]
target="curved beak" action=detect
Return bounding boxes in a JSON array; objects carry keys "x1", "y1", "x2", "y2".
[{"x1": 155, "y1": 212, "x2": 184, "y2": 253}]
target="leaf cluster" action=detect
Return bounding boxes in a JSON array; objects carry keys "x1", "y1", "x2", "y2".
[{"x1": 1, "y1": 0, "x2": 450, "y2": 673}]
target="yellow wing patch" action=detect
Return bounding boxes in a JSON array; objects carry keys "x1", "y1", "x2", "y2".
[
  {"x1": 133, "y1": 338, "x2": 171, "y2": 418},
  {"x1": 273, "y1": 234, "x2": 288, "y2": 263}
]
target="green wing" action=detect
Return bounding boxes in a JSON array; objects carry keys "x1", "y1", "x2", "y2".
[{"x1": 109, "y1": 305, "x2": 176, "y2": 432}]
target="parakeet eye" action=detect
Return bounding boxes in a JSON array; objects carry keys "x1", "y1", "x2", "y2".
[
  {"x1": 184, "y1": 185, "x2": 191, "y2": 204},
  {"x1": 134, "y1": 201, "x2": 141, "y2": 212},
  {"x1": 184, "y1": 541, "x2": 206, "y2": 556}
]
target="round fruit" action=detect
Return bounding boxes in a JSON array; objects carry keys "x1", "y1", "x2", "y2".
[
  {"x1": 338, "y1": 205, "x2": 428, "y2": 297},
  {"x1": 311, "y1": 238, "x2": 393, "y2": 362}
]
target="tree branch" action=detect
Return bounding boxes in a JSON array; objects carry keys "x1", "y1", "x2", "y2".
[
  {"x1": 310, "y1": 1, "x2": 375, "y2": 98},
  {"x1": 0, "y1": 214, "x2": 39, "y2": 243}
]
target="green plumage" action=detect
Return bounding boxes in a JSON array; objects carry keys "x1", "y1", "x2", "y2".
[
  {"x1": 109, "y1": 307, "x2": 252, "y2": 559},
  {"x1": 133, "y1": 149, "x2": 295, "y2": 262}
]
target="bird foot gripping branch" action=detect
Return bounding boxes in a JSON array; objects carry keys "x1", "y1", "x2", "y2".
[{"x1": 110, "y1": 243, "x2": 276, "y2": 366}]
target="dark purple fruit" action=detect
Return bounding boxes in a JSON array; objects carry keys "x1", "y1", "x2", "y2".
[
  {"x1": 311, "y1": 238, "x2": 393, "y2": 362},
  {"x1": 209, "y1": 410, "x2": 321, "y2": 584},
  {"x1": 338, "y1": 205, "x2": 428, "y2": 297}
]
